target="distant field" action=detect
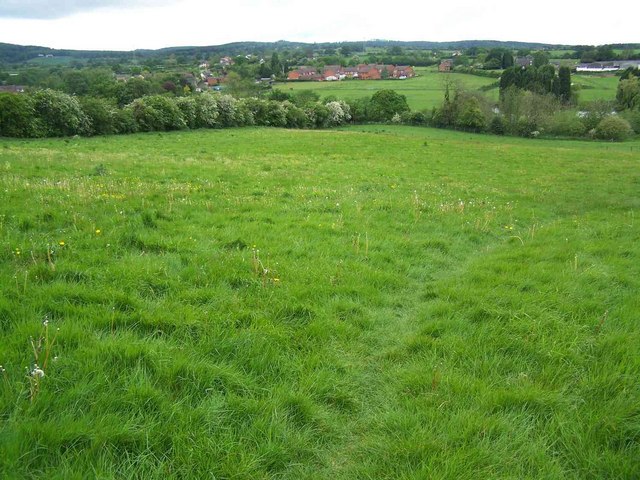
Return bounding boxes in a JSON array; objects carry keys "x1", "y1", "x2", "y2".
[
  {"x1": 277, "y1": 67, "x2": 622, "y2": 110},
  {"x1": 1, "y1": 127, "x2": 639, "y2": 478},
  {"x1": 572, "y1": 73, "x2": 622, "y2": 104},
  {"x1": 276, "y1": 67, "x2": 500, "y2": 111}
]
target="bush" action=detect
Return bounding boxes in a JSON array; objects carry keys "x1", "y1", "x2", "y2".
[
  {"x1": 455, "y1": 96, "x2": 487, "y2": 132},
  {"x1": 345, "y1": 97, "x2": 372, "y2": 123},
  {"x1": 401, "y1": 111, "x2": 427, "y2": 126},
  {"x1": 282, "y1": 101, "x2": 309, "y2": 129},
  {"x1": 175, "y1": 96, "x2": 198, "y2": 129},
  {"x1": 126, "y1": 95, "x2": 186, "y2": 132},
  {"x1": 593, "y1": 115, "x2": 633, "y2": 141},
  {"x1": 194, "y1": 94, "x2": 220, "y2": 128},
  {"x1": 305, "y1": 103, "x2": 331, "y2": 128},
  {"x1": 369, "y1": 90, "x2": 410, "y2": 122},
  {"x1": 216, "y1": 95, "x2": 240, "y2": 127},
  {"x1": 619, "y1": 109, "x2": 640, "y2": 134},
  {"x1": 579, "y1": 100, "x2": 615, "y2": 131},
  {"x1": 112, "y1": 108, "x2": 138, "y2": 134},
  {"x1": 489, "y1": 115, "x2": 506, "y2": 135},
  {"x1": 32, "y1": 89, "x2": 90, "y2": 137},
  {"x1": 514, "y1": 117, "x2": 538, "y2": 138},
  {"x1": 80, "y1": 97, "x2": 117, "y2": 136},
  {"x1": 545, "y1": 110, "x2": 586, "y2": 137},
  {"x1": 325, "y1": 101, "x2": 351, "y2": 126},
  {"x1": 0, "y1": 93, "x2": 38, "y2": 137}
]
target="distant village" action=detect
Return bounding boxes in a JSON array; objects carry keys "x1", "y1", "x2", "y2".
[{"x1": 287, "y1": 64, "x2": 415, "y2": 81}]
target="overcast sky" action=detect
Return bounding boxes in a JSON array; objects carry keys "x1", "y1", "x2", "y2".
[{"x1": 0, "y1": 0, "x2": 637, "y2": 51}]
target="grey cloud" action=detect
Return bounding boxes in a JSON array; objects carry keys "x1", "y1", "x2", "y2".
[{"x1": 0, "y1": 0, "x2": 168, "y2": 19}]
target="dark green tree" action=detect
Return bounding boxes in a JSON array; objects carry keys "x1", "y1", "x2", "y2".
[
  {"x1": 557, "y1": 66, "x2": 572, "y2": 103},
  {"x1": 368, "y1": 89, "x2": 410, "y2": 121},
  {"x1": 533, "y1": 51, "x2": 550, "y2": 68},
  {"x1": 501, "y1": 51, "x2": 514, "y2": 69}
]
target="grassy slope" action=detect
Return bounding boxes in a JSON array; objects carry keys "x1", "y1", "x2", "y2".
[
  {"x1": 0, "y1": 127, "x2": 639, "y2": 479},
  {"x1": 275, "y1": 67, "x2": 499, "y2": 111}
]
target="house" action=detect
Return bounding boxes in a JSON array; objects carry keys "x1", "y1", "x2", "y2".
[
  {"x1": 207, "y1": 77, "x2": 223, "y2": 86},
  {"x1": 357, "y1": 64, "x2": 382, "y2": 80},
  {"x1": 343, "y1": 67, "x2": 359, "y2": 79},
  {"x1": 515, "y1": 56, "x2": 534, "y2": 68},
  {"x1": 438, "y1": 60, "x2": 454, "y2": 72},
  {"x1": 393, "y1": 66, "x2": 415, "y2": 79},
  {"x1": 287, "y1": 67, "x2": 319, "y2": 80},
  {"x1": 287, "y1": 64, "x2": 415, "y2": 82},
  {"x1": 220, "y1": 56, "x2": 234, "y2": 66},
  {"x1": 199, "y1": 62, "x2": 209, "y2": 69}
]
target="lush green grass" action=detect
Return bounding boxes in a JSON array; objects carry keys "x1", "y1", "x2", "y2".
[
  {"x1": 573, "y1": 74, "x2": 621, "y2": 104},
  {"x1": 277, "y1": 67, "x2": 623, "y2": 111},
  {"x1": 1, "y1": 127, "x2": 639, "y2": 479},
  {"x1": 276, "y1": 67, "x2": 500, "y2": 111}
]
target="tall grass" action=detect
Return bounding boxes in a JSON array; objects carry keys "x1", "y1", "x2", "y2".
[{"x1": 1, "y1": 127, "x2": 638, "y2": 478}]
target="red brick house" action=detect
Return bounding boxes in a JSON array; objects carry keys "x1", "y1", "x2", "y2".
[
  {"x1": 439, "y1": 60, "x2": 454, "y2": 72},
  {"x1": 287, "y1": 64, "x2": 415, "y2": 81},
  {"x1": 287, "y1": 67, "x2": 319, "y2": 81},
  {"x1": 357, "y1": 64, "x2": 382, "y2": 80}
]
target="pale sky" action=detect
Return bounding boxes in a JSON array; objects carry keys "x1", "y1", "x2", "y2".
[{"x1": 0, "y1": 0, "x2": 637, "y2": 51}]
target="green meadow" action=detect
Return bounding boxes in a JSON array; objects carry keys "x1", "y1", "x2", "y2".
[
  {"x1": 1, "y1": 127, "x2": 639, "y2": 478},
  {"x1": 276, "y1": 67, "x2": 500, "y2": 111},
  {"x1": 572, "y1": 74, "x2": 621, "y2": 104},
  {"x1": 277, "y1": 67, "x2": 623, "y2": 110}
]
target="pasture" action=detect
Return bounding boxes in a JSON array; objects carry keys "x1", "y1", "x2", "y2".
[
  {"x1": 275, "y1": 67, "x2": 500, "y2": 111},
  {"x1": 277, "y1": 67, "x2": 623, "y2": 110},
  {"x1": 1, "y1": 127, "x2": 639, "y2": 478}
]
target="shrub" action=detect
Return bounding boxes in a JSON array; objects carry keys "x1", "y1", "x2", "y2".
[
  {"x1": 401, "y1": 111, "x2": 427, "y2": 126},
  {"x1": 489, "y1": 115, "x2": 506, "y2": 135},
  {"x1": 32, "y1": 89, "x2": 90, "y2": 137},
  {"x1": 112, "y1": 108, "x2": 138, "y2": 134},
  {"x1": 455, "y1": 96, "x2": 487, "y2": 132},
  {"x1": 514, "y1": 117, "x2": 538, "y2": 138},
  {"x1": 345, "y1": 97, "x2": 372, "y2": 123},
  {"x1": 579, "y1": 100, "x2": 615, "y2": 131},
  {"x1": 282, "y1": 101, "x2": 309, "y2": 129},
  {"x1": 194, "y1": 94, "x2": 220, "y2": 128},
  {"x1": 216, "y1": 95, "x2": 240, "y2": 127},
  {"x1": 545, "y1": 110, "x2": 586, "y2": 137},
  {"x1": 369, "y1": 90, "x2": 410, "y2": 122},
  {"x1": 325, "y1": 101, "x2": 351, "y2": 126},
  {"x1": 619, "y1": 109, "x2": 640, "y2": 134},
  {"x1": 126, "y1": 95, "x2": 186, "y2": 132},
  {"x1": 292, "y1": 90, "x2": 320, "y2": 107},
  {"x1": 305, "y1": 103, "x2": 331, "y2": 128},
  {"x1": 0, "y1": 93, "x2": 38, "y2": 137},
  {"x1": 593, "y1": 115, "x2": 633, "y2": 141},
  {"x1": 175, "y1": 96, "x2": 198, "y2": 129},
  {"x1": 80, "y1": 97, "x2": 117, "y2": 136}
]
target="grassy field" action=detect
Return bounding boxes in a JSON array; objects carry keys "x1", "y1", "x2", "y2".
[
  {"x1": 277, "y1": 67, "x2": 622, "y2": 111},
  {"x1": 1, "y1": 127, "x2": 639, "y2": 478},
  {"x1": 572, "y1": 74, "x2": 622, "y2": 104},
  {"x1": 275, "y1": 67, "x2": 500, "y2": 111}
]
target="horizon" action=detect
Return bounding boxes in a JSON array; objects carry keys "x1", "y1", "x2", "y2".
[{"x1": 0, "y1": 0, "x2": 638, "y2": 52}]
